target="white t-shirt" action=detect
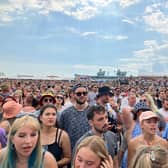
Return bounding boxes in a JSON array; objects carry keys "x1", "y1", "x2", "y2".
[{"x1": 159, "y1": 108, "x2": 168, "y2": 122}]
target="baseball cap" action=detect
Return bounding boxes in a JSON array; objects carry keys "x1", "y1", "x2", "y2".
[
  {"x1": 71, "y1": 84, "x2": 87, "y2": 92},
  {"x1": 139, "y1": 111, "x2": 159, "y2": 124},
  {"x1": 98, "y1": 86, "x2": 111, "y2": 96}
]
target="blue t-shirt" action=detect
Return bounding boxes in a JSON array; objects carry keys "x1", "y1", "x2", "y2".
[
  {"x1": 162, "y1": 123, "x2": 168, "y2": 140},
  {"x1": 121, "y1": 122, "x2": 142, "y2": 168}
]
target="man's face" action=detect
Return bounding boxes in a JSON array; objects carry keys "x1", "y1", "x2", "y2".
[
  {"x1": 99, "y1": 93, "x2": 110, "y2": 104},
  {"x1": 74, "y1": 87, "x2": 88, "y2": 105},
  {"x1": 92, "y1": 85, "x2": 98, "y2": 92},
  {"x1": 159, "y1": 91, "x2": 166, "y2": 100},
  {"x1": 163, "y1": 100, "x2": 168, "y2": 111},
  {"x1": 90, "y1": 112, "x2": 109, "y2": 133},
  {"x1": 128, "y1": 93, "x2": 136, "y2": 106},
  {"x1": 115, "y1": 89, "x2": 120, "y2": 96}
]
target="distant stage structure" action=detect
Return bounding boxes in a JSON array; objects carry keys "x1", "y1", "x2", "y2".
[{"x1": 74, "y1": 68, "x2": 128, "y2": 83}]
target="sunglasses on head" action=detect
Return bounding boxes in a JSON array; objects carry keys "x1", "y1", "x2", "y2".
[
  {"x1": 56, "y1": 96, "x2": 63, "y2": 100},
  {"x1": 140, "y1": 99, "x2": 147, "y2": 102},
  {"x1": 43, "y1": 98, "x2": 53, "y2": 103},
  {"x1": 75, "y1": 91, "x2": 88, "y2": 97},
  {"x1": 16, "y1": 112, "x2": 37, "y2": 119}
]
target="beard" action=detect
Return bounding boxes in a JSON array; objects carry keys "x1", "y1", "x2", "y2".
[
  {"x1": 102, "y1": 97, "x2": 109, "y2": 104},
  {"x1": 76, "y1": 98, "x2": 86, "y2": 105},
  {"x1": 94, "y1": 125, "x2": 108, "y2": 134}
]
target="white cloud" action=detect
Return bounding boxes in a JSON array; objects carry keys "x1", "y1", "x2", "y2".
[
  {"x1": 143, "y1": 2, "x2": 168, "y2": 34},
  {"x1": 122, "y1": 18, "x2": 135, "y2": 24},
  {"x1": 115, "y1": 35, "x2": 128, "y2": 40},
  {"x1": 66, "y1": 27, "x2": 80, "y2": 34},
  {"x1": 81, "y1": 31, "x2": 97, "y2": 36},
  {"x1": 71, "y1": 5, "x2": 98, "y2": 20},
  {"x1": 9, "y1": 0, "x2": 46, "y2": 10},
  {"x1": 0, "y1": 3, "x2": 16, "y2": 22},
  {"x1": 0, "y1": 0, "x2": 115, "y2": 23},
  {"x1": 66, "y1": 26, "x2": 128, "y2": 40},
  {"x1": 0, "y1": 0, "x2": 148, "y2": 23},
  {"x1": 101, "y1": 34, "x2": 128, "y2": 40},
  {"x1": 119, "y1": 0, "x2": 140, "y2": 8},
  {"x1": 0, "y1": 14, "x2": 13, "y2": 22},
  {"x1": 120, "y1": 40, "x2": 168, "y2": 75}
]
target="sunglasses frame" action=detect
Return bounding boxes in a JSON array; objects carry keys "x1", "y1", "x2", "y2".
[
  {"x1": 56, "y1": 96, "x2": 64, "y2": 100},
  {"x1": 43, "y1": 98, "x2": 53, "y2": 103},
  {"x1": 75, "y1": 91, "x2": 88, "y2": 97}
]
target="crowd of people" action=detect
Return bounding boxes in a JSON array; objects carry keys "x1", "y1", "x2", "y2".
[{"x1": 0, "y1": 76, "x2": 168, "y2": 168}]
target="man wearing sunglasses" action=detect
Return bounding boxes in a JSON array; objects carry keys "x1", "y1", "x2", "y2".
[{"x1": 58, "y1": 84, "x2": 90, "y2": 151}]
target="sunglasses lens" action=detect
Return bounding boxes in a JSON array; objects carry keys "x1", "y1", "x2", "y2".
[
  {"x1": 49, "y1": 99, "x2": 53, "y2": 102},
  {"x1": 83, "y1": 92, "x2": 87, "y2": 96},
  {"x1": 76, "y1": 93, "x2": 81, "y2": 96},
  {"x1": 44, "y1": 98, "x2": 53, "y2": 102},
  {"x1": 57, "y1": 96, "x2": 63, "y2": 100},
  {"x1": 76, "y1": 92, "x2": 87, "y2": 96},
  {"x1": 140, "y1": 99, "x2": 146, "y2": 102}
]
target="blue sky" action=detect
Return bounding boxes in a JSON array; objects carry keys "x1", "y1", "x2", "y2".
[{"x1": 0, "y1": 0, "x2": 168, "y2": 79}]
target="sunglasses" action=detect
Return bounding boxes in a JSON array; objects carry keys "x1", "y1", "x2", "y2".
[
  {"x1": 56, "y1": 96, "x2": 63, "y2": 100},
  {"x1": 43, "y1": 98, "x2": 53, "y2": 103},
  {"x1": 140, "y1": 99, "x2": 147, "y2": 102},
  {"x1": 75, "y1": 92, "x2": 88, "y2": 97},
  {"x1": 16, "y1": 112, "x2": 37, "y2": 118}
]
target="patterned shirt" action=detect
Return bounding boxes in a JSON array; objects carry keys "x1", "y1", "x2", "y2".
[{"x1": 58, "y1": 106, "x2": 91, "y2": 150}]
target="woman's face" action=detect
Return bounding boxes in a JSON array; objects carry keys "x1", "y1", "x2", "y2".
[
  {"x1": 56, "y1": 94, "x2": 64, "y2": 105},
  {"x1": 14, "y1": 94, "x2": 21, "y2": 103},
  {"x1": 75, "y1": 147, "x2": 101, "y2": 168},
  {"x1": 141, "y1": 118, "x2": 158, "y2": 135},
  {"x1": 12, "y1": 126, "x2": 38, "y2": 158},
  {"x1": 40, "y1": 107, "x2": 57, "y2": 126}
]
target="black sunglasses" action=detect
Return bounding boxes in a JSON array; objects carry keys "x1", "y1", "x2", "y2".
[
  {"x1": 140, "y1": 99, "x2": 147, "y2": 102},
  {"x1": 56, "y1": 96, "x2": 63, "y2": 100},
  {"x1": 43, "y1": 98, "x2": 53, "y2": 103},
  {"x1": 75, "y1": 92, "x2": 88, "y2": 96}
]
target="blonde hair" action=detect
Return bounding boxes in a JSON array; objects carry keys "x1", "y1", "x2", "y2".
[
  {"x1": 131, "y1": 145, "x2": 168, "y2": 168},
  {"x1": 143, "y1": 93, "x2": 158, "y2": 113},
  {"x1": 72, "y1": 136, "x2": 109, "y2": 168},
  {"x1": 1, "y1": 115, "x2": 42, "y2": 168}
]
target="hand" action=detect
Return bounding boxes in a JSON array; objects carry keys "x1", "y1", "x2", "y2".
[{"x1": 100, "y1": 155, "x2": 113, "y2": 168}]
